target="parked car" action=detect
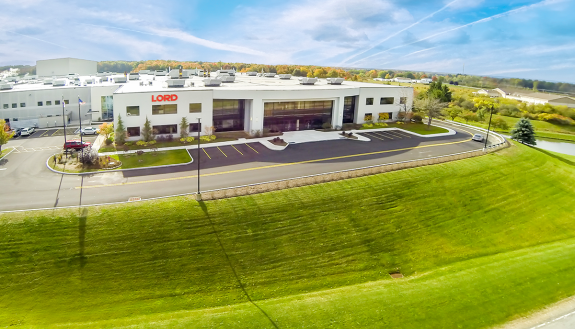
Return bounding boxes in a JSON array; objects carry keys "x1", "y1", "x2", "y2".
[
  {"x1": 64, "y1": 140, "x2": 91, "y2": 150},
  {"x1": 20, "y1": 127, "x2": 35, "y2": 136},
  {"x1": 472, "y1": 134, "x2": 484, "y2": 142},
  {"x1": 11, "y1": 128, "x2": 22, "y2": 137},
  {"x1": 81, "y1": 127, "x2": 98, "y2": 135}
]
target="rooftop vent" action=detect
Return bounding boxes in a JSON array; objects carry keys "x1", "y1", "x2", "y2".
[
  {"x1": 219, "y1": 76, "x2": 235, "y2": 83},
  {"x1": 264, "y1": 73, "x2": 276, "y2": 78},
  {"x1": 164, "y1": 79, "x2": 186, "y2": 88},
  {"x1": 0, "y1": 84, "x2": 13, "y2": 90},
  {"x1": 169, "y1": 70, "x2": 190, "y2": 79},
  {"x1": 326, "y1": 78, "x2": 344, "y2": 85},
  {"x1": 84, "y1": 78, "x2": 95, "y2": 84},
  {"x1": 246, "y1": 72, "x2": 257, "y2": 76},
  {"x1": 278, "y1": 74, "x2": 292, "y2": 80},
  {"x1": 111, "y1": 76, "x2": 127, "y2": 83},
  {"x1": 216, "y1": 70, "x2": 235, "y2": 76},
  {"x1": 43, "y1": 79, "x2": 53, "y2": 85},
  {"x1": 139, "y1": 70, "x2": 151, "y2": 75},
  {"x1": 298, "y1": 77, "x2": 318, "y2": 85},
  {"x1": 53, "y1": 79, "x2": 67, "y2": 87},
  {"x1": 154, "y1": 70, "x2": 167, "y2": 76},
  {"x1": 128, "y1": 73, "x2": 140, "y2": 80},
  {"x1": 203, "y1": 78, "x2": 222, "y2": 87}
]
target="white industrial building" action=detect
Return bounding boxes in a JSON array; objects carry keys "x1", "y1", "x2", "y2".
[
  {"x1": 1, "y1": 61, "x2": 414, "y2": 137},
  {"x1": 36, "y1": 58, "x2": 97, "y2": 77}
]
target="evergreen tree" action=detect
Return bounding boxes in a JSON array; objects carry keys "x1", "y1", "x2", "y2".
[
  {"x1": 426, "y1": 81, "x2": 452, "y2": 102},
  {"x1": 511, "y1": 118, "x2": 536, "y2": 145},
  {"x1": 115, "y1": 114, "x2": 127, "y2": 145},
  {"x1": 179, "y1": 117, "x2": 189, "y2": 139},
  {"x1": 142, "y1": 116, "x2": 154, "y2": 142}
]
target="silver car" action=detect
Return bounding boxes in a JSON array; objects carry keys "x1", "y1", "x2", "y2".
[
  {"x1": 81, "y1": 127, "x2": 98, "y2": 135},
  {"x1": 20, "y1": 127, "x2": 35, "y2": 136},
  {"x1": 472, "y1": 134, "x2": 484, "y2": 142}
]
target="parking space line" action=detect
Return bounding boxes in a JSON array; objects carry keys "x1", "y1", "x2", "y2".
[
  {"x1": 373, "y1": 131, "x2": 394, "y2": 139},
  {"x1": 231, "y1": 145, "x2": 244, "y2": 155},
  {"x1": 51, "y1": 129, "x2": 61, "y2": 136},
  {"x1": 39, "y1": 130, "x2": 49, "y2": 137},
  {"x1": 202, "y1": 148, "x2": 212, "y2": 159},
  {"x1": 365, "y1": 132, "x2": 386, "y2": 141},
  {"x1": 76, "y1": 136, "x2": 474, "y2": 190},
  {"x1": 371, "y1": 131, "x2": 392, "y2": 139},
  {"x1": 217, "y1": 146, "x2": 227, "y2": 157},
  {"x1": 245, "y1": 143, "x2": 259, "y2": 154},
  {"x1": 388, "y1": 130, "x2": 410, "y2": 138}
]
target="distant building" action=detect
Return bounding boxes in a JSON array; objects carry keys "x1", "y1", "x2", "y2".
[
  {"x1": 488, "y1": 87, "x2": 575, "y2": 108},
  {"x1": 393, "y1": 77, "x2": 412, "y2": 83},
  {"x1": 36, "y1": 58, "x2": 97, "y2": 77}
]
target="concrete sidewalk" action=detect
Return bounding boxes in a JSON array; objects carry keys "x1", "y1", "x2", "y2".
[{"x1": 98, "y1": 124, "x2": 455, "y2": 156}]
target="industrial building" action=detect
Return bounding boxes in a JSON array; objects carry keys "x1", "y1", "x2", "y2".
[{"x1": 0, "y1": 60, "x2": 413, "y2": 138}]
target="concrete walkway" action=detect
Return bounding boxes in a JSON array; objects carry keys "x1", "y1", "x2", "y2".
[{"x1": 99, "y1": 124, "x2": 455, "y2": 156}]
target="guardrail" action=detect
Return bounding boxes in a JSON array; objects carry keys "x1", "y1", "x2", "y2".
[{"x1": 438, "y1": 120, "x2": 508, "y2": 151}]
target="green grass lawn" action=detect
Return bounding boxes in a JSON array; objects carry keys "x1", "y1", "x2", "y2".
[
  {"x1": 0, "y1": 147, "x2": 13, "y2": 158},
  {"x1": 454, "y1": 115, "x2": 575, "y2": 143},
  {"x1": 387, "y1": 122, "x2": 449, "y2": 135},
  {"x1": 2, "y1": 142, "x2": 575, "y2": 327},
  {"x1": 48, "y1": 149, "x2": 191, "y2": 173}
]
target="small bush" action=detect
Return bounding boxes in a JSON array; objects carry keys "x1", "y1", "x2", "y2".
[
  {"x1": 210, "y1": 135, "x2": 216, "y2": 140},
  {"x1": 412, "y1": 114, "x2": 423, "y2": 123},
  {"x1": 491, "y1": 117, "x2": 510, "y2": 130},
  {"x1": 148, "y1": 140, "x2": 157, "y2": 145},
  {"x1": 186, "y1": 136, "x2": 194, "y2": 143},
  {"x1": 105, "y1": 138, "x2": 113, "y2": 145},
  {"x1": 125, "y1": 142, "x2": 132, "y2": 146},
  {"x1": 136, "y1": 141, "x2": 147, "y2": 147},
  {"x1": 362, "y1": 123, "x2": 373, "y2": 129}
]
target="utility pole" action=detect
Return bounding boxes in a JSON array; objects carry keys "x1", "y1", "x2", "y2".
[
  {"x1": 484, "y1": 105, "x2": 494, "y2": 151},
  {"x1": 78, "y1": 96, "x2": 83, "y2": 145},
  {"x1": 197, "y1": 118, "x2": 201, "y2": 200},
  {"x1": 62, "y1": 96, "x2": 67, "y2": 156}
]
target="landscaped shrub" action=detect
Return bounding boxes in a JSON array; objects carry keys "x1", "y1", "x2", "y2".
[
  {"x1": 148, "y1": 140, "x2": 157, "y2": 145},
  {"x1": 136, "y1": 141, "x2": 148, "y2": 147},
  {"x1": 491, "y1": 117, "x2": 510, "y2": 130},
  {"x1": 105, "y1": 138, "x2": 113, "y2": 145},
  {"x1": 362, "y1": 123, "x2": 373, "y2": 129},
  {"x1": 210, "y1": 135, "x2": 216, "y2": 140},
  {"x1": 412, "y1": 114, "x2": 423, "y2": 123},
  {"x1": 537, "y1": 113, "x2": 575, "y2": 125}
]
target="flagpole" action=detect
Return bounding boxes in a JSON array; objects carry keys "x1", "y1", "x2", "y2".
[
  {"x1": 78, "y1": 96, "x2": 83, "y2": 145},
  {"x1": 62, "y1": 96, "x2": 67, "y2": 152}
]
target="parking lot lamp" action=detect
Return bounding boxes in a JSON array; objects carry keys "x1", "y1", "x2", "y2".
[
  {"x1": 197, "y1": 118, "x2": 201, "y2": 199},
  {"x1": 78, "y1": 96, "x2": 83, "y2": 145},
  {"x1": 483, "y1": 104, "x2": 494, "y2": 151},
  {"x1": 62, "y1": 96, "x2": 67, "y2": 149}
]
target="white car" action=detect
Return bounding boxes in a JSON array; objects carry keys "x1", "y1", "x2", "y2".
[
  {"x1": 472, "y1": 134, "x2": 484, "y2": 142},
  {"x1": 20, "y1": 127, "x2": 35, "y2": 136},
  {"x1": 81, "y1": 127, "x2": 98, "y2": 135}
]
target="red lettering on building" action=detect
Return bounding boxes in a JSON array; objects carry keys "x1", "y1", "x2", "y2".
[{"x1": 152, "y1": 94, "x2": 178, "y2": 102}]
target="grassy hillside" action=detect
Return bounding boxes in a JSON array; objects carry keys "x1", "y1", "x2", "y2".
[{"x1": 1, "y1": 142, "x2": 575, "y2": 327}]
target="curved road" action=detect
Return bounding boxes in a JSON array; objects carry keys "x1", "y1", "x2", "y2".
[{"x1": 0, "y1": 123, "x2": 498, "y2": 212}]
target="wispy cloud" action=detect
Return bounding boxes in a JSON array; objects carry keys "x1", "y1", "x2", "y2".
[
  {"x1": 5, "y1": 29, "x2": 67, "y2": 49},
  {"x1": 339, "y1": 0, "x2": 460, "y2": 65}
]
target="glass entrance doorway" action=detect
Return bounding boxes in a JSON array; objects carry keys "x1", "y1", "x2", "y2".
[{"x1": 263, "y1": 100, "x2": 333, "y2": 132}]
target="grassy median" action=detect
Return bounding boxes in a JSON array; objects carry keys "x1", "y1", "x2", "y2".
[{"x1": 2, "y1": 142, "x2": 575, "y2": 327}]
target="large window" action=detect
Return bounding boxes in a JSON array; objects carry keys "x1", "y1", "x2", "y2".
[
  {"x1": 11, "y1": 103, "x2": 16, "y2": 108},
  {"x1": 55, "y1": 100, "x2": 61, "y2": 105},
  {"x1": 189, "y1": 123, "x2": 202, "y2": 132},
  {"x1": 378, "y1": 112, "x2": 392, "y2": 121},
  {"x1": 343, "y1": 96, "x2": 356, "y2": 124},
  {"x1": 212, "y1": 99, "x2": 245, "y2": 132},
  {"x1": 364, "y1": 113, "x2": 373, "y2": 121},
  {"x1": 213, "y1": 100, "x2": 241, "y2": 116},
  {"x1": 100, "y1": 96, "x2": 113, "y2": 120},
  {"x1": 380, "y1": 97, "x2": 394, "y2": 105},
  {"x1": 64, "y1": 100, "x2": 69, "y2": 104},
  {"x1": 2, "y1": 104, "x2": 7, "y2": 109},
  {"x1": 38, "y1": 101, "x2": 43, "y2": 106},
  {"x1": 400, "y1": 97, "x2": 407, "y2": 104},
  {"x1": 46, "y1": 101, "x2": 52, "y2": 106},
  {"x1": 153, "y1": 124, "x2": 177, "y2": 135},
  {"x1": 263, "y1": 101, "x2": 333, "y2": 117},
  {"x1": 127, "y1": 127, "x2": 140, "y2": 137},
  {"x1": 20, "y1": 103, "x2": 25, "y2": 107},
  {"x1": 126, "y1": 106, "x2": 140, "y2": 116},
  {"x1": 366, "y1": 98, "x2": 374, "y2": 105},
  {"x1": 189, "y1": 103, "x2": 202, "y2": 113},
  {"x1": 152, "y1": 104, "x2": 177, "y2": 115}
]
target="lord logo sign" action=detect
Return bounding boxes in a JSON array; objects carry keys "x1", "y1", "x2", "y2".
[{"x1": 152, "y1": 94, "x2": 178, "y2": 102}]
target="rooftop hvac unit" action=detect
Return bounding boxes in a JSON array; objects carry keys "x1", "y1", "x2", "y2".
[
  {"x1": 128, "y1": 73, "x2": 140, "y2": 80},
  {"x1": 246, "y1": 72, "x2": 257, "y2": 76},
  {"x1": 154, "y1": 70, "x2": 167, "y2": 76},
  {"x1": 164, "y1": 79, "x2": 185, "y2": 88},
  {"x1": 216, "y1": 70, "x2": 235, "y2": 76},
  {"x1": 169, "y1": 70, "x2": 190, "y2": 79},
  {"x1": 53, "y1": 79, "x2": 67, "y2": 87},
  {"x1": 84, "y1": 78, "x2": 95, "y2": 84},
  {"x1": 111, "y1": 76, "x2": 127, "y2": 83},
  {"x1": 298, "y1": 77, "x2": 318, "y2": 85},
  {"x1": 326, "y1": 78, "x2": 344, "y2": 85},
  {"x1": 0, "y1": 84, "x2": 13, "y2": 90},
  {"x1": 43, "y1": 79, "x2": 53, "y2": 85},
  {"x1": 278, "y1": 74, "x2": 292, "y2": 80},
  {"x1": 264, "y1": 73, "x2": 276, "y2": 78},
  {"x1": 139, "y1": 70, "x2": 151, "y2": 75},
  {"x1": 219, "y1": 76, "x2": 235, "y2": 83},
  {"x1": 203, "y1": 78, "x2": 222, "y2": 87}
]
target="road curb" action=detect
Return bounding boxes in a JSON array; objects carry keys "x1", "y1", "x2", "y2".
[
  {"x1": 45, "y1": 152, "x2": 194, "y2": 176},
  {"x1": 0, "y1": 147, "x2": 16, "y2": 161}
]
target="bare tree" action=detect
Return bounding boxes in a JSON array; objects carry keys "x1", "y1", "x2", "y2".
[{"x1": 414, "y1": 97, "x2": 447, "y2": 129}]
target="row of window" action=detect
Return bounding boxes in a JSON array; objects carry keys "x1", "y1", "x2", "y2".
[
  {"x1": 2, "y1": 100, "x2": 69, "y2": 109},
  {"x1": 126, "y1": 123, "x2": 202, "y2": 137},
  {"x1": 125, "y1": 103, "x2": 202, "y2": 116},
  {"x1": 364, "y1": 112, "x2": 393, "y2": 121},
  {"x1": 365, "y1": 97, "x2": 407, "y2": 106}
]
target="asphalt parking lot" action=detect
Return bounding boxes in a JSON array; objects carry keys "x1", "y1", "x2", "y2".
[{"x1": 12, "y1": 128, "x2": 80, "y2": 139}]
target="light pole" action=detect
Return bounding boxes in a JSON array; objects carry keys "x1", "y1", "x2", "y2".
[
  {"x1": 483, "y1": 104, "x2": 494, "y2": 151},
  {"x1": 197, "y1": 118, "x2": 201, "y2": 200},
  {"x1": 78, "y1": 96, "x2": 83, "y2": 145}
]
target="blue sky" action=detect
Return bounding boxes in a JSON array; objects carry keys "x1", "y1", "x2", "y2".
[{"x1": 1, "y1": 0, "x2": 574, "y2": 83}]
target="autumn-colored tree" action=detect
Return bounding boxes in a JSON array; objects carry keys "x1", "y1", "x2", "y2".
[
  {"x1": 385, "y1": 73, "x2": 391, "y2": 79},
  {"x1": 0, "y1": 119, "x2": 14, "y2": 154},
  {"x1": 98, "y1": 122, "x2": 114, "y2": 139},
  {"x1": 368, "y1": 70, "x2": 378, "y2": 78},
  {"x1": 307, "y1": 71, "x2": 314, "y2": 78}
]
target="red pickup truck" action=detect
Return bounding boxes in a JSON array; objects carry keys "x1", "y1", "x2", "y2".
[{"x1": 64, "y1": 140, "x2": 91, "y2": 150}]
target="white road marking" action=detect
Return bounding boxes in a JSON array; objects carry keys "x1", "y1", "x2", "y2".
[
  {"x1": 531, "y1": 310, "x2": 575, "y2": 328},
  {"x1": 0, "y1": 168, "x2": 7, "y2": 171}
]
